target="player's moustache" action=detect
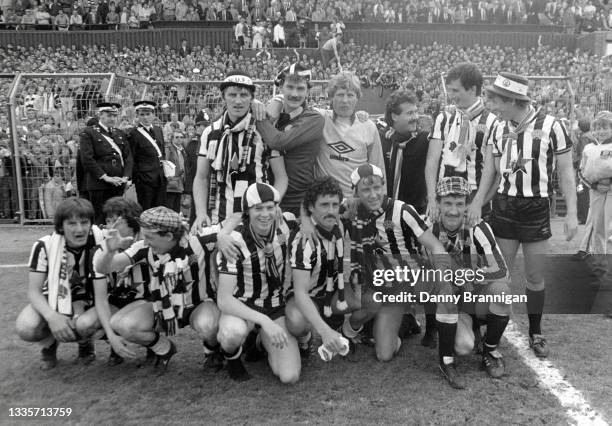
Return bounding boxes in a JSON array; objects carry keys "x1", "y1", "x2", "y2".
[{"x1": 324, "y1": 214, "x2": 337, "y2": 220}]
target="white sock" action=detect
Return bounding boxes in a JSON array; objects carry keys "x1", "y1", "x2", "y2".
[
  {"x1": 38, "y1": 335, "x2": 56, "y2": 348},
  {"x1": 298, "y1": 332, "x2": 312, "y2": 346},
  {"x1": 342, "y1": 317, "x2": 362, "y2": 338},
  {"x1": 394, "y1": 336, "x2": 402, "y2": 354},
  {"x1": 150, "y1": 334, "x2": 171, "y2": 355},
  {"x1": 442, "y1": 356, "x2": 454, "y2": 365}
]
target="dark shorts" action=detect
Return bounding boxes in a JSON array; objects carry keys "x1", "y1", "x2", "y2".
[
  {"x1": 246, "y1": 303, "x2": 285, "y2": 322},
  {"x1": 491, "y1": 194, "x2": 551, "y2": 242}
]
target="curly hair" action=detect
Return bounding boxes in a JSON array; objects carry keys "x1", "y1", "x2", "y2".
[
  {"x1": 385, "y1": 90, "x2": 418, "y2": 127},
  {"x1": 302, "y1": 176, "x2": 344, "y2": 215},
  {"x1": 102, "y1": 196, "x2": 143, "y2": 233},
  {"x1": 327, "y1": 71, "x2": 362, "y2": 99}
]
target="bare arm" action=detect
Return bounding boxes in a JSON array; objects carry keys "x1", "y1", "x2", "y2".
[
  {"x1": 192, "y1": 156, "x2": 211, "y2": 229},
  {"x1": 28, "y1": 272, "x2": 76, "y2": 342},
  {"x1": 256, "y1": 114, "x2": 324, "y2": 151},
  {"x1": 425, "y1": 139, "x2": 443, "y2": 220},
  {"x1": 557, "y1": 150, "x2": 578, "y2": 241},
  {"x1": 269, "y1": 156, "x2": 288, "y2": 199}
]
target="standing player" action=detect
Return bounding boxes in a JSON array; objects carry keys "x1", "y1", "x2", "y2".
[
  {"x1": 314, "y1": 71, "x2": 386, "y2": 198},
  {"x1": 256, "y1": 64, "x2": 325, "y2": 217},
  {"x1": 340, "y1": 164, "x2": 448, "y2": 362},
  {"x1": 429, "y1": 177, "x2": 511, "y2": 389},
  {"x1": 216, "y1": 183, "x2": 301, "y2": 383},
  {"x1": 425, "y1": 63, "x2": 498, "y2": 222},
  {"x1": 284, "y1": 176, "x2": 360, "y2": 356},
  {"x1": 192, "y1": 71, "x2": 287, "y2": 229},
  {"x1": 377, "y1": 90, "x2": 429, "y2": 213},
  {"x1": 94, "y1": 206, "x2": 222, "y2": 369},
  {"x1": 127, "y1": 100, "x2": 167, "y2": 211},
  {"x1": 483, "y1": 73, "x2": 578, "y2": 357},
  {"x1": 15, "y1": 198, "x2": 106, "y2": 369}
]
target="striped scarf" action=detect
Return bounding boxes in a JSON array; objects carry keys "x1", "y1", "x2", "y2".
[
  {"x1": 349, "y1": 197, "x2": 391, "y2": 288},
  {"x1": 250, "y1": 220, "x2": 282, "y2": 292},
  {"x1": 502, "y1": 106, "x2": 537, "y2": 175},
  {"x1": 208, "y1": 111, "x2": 257, "y2": 213},
  {"x1": 314, "y1": 222, "x2": 347, "y2": 317},
  {"x1": 443, "y1": 99, "x2": 485, "y2": 170},
  {"x1": 148, "y1": 246, "x2": 195, "y2": 336}
]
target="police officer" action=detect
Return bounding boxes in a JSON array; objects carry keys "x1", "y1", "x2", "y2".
[
  {"x1": 127, "y1": 100, "x2": 167, "y2": 210},
  {"x1": 79, "y1": 103, "x2": 133, "y2": 224}
]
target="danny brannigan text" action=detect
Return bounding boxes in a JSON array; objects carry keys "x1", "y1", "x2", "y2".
[{"x1": 372, "y1": 291, "x2": 527, "y2": 305}]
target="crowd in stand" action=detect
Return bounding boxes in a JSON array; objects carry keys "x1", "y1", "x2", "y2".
[
  {"x1": 0, "y1": 39, "x2": 611, "y2": 220},
  {"x1": 1, "y1": 0, "x2": 610, "y2": 32}
]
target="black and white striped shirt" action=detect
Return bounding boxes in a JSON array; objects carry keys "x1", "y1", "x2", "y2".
[
  {"x1": 490, "y1": 109, "x2": 572, "y2": 198},
  {"x1": 217, "y1": 220, "x2": 291, "y2": 310},
  {"x1": 429, "y1": 106, "x2": 498, "y2": 190},
  {"x1": 430, "y1": 220, "x2": 508, "y2": 283},
  {"x1": 118, "y1": 226, "x2": 220, "y2": 303}
]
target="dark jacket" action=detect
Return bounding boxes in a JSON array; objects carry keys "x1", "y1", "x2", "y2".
[
  {"x1": 183, "y1": 137, "x2": 200, "y2": 194},
  {"x1": 79, "y1": 124, "x2": 133, "y2": 191},
  {"x1": 127, "y1": 124, "x2": 166, "y2": 187},
  {"x1": 378, "y1": 120, "x2": 428, "y2": 214}
]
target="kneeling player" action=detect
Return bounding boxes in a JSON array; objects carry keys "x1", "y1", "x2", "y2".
[
  {"x1": 285, "y1": 177, "x2": 360, "y2": 358},
  {"x1": 95, "y1": 206, "x2": 221, "y2": 370},
  {"x1": 15, "y1": 197, "x2": 106, "y2": 369},
  {"x1": 341, "y1": 164, "x2": 448, "y2": 362},
  {"x1": 216, "y1": 183, "x2": 301, "y2": 383},
  {"x1": 78, "y1": 197, "x2": 145, "y2": 365},
  {"x1": 430, "y1": 177, "x2": 511, "y2": 389}
]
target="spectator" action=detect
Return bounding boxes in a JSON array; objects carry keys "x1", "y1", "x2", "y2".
[
  {"x1": 107, "y1": 4, "x2": 119, "y2": 28},
  {"x1": 165, "y1": 130, "x2": 187, "y2": 212},
  {"x1": 54, "y1": 10, "x2": 69, "y2": 31},
  {"x1": 273, "y1": 17, "x2": 286, "y2": 47},
  {"x1": 175, "y1": 0, "x2": 188, "y2": 21}
]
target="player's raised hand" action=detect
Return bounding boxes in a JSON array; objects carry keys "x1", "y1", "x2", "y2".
[
  {"x1": 105, "y1": 228, "x2": 134, "y2": 252},
  {"x1": 250, "y1": 99, "x2": 266, "y2": 121},
  {"x1": 190, "y1": 213, "x2": 211, "y2": 235}
]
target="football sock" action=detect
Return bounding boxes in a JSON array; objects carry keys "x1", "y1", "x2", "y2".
[
  {"x1": 526, "y1": 288, "x2": 545, "y2": 337},
  {"x1": 147, "y1": 332, "x2": 171, "y2": 355},
  {"x1": 424, "y1": 312, "x2": 436, "y2": 336},
  {"x1": 222, "y1": 346, "x2": 243, "y2": 360},
  {"x1": 38, "y1": 335, "x2": 56, "y2": 349},
  {"x1": 484, "y1": 313, "x2": 509, "y2": 352},
  {"x1": 203, "y1": 341, "x2": 220, "y2": 355},
  {"x1": 342, "y1": 317, "x2": 363, "y2": 339},
  {"x1": 297, "y1": 331, "x2": 311, "y2": 347},
  {"x1": 436, "y1": 320, "x2": 456, "y2": 364}
]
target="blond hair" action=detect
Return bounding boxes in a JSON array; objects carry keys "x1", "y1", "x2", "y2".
[{"x1": 327, "y1": 71, "x2": 362, "y2": 99}]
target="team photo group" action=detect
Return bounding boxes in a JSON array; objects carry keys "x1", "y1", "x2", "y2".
[{"x1": 16, "y1": 60, "x2": 589, "y2": 392}]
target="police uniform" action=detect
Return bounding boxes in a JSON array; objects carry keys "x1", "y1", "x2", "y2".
[
  {"x1": 79, "y1": 103, "x2": 133, "y2": 224},
  {"x1": 127, "y1": 101, "x2": 167, "y2": 211}
]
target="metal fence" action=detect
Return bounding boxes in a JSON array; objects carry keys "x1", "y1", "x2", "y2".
[{"x1": 8, "y1": 73, "x2": 114, "y2": 224}]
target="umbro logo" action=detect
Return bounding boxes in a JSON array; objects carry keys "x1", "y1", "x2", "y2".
[{"x1": 328, "y1": 141, "x2": 355, "y2": 155}]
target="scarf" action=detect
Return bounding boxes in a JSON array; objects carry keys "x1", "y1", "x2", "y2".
[
  {"x1": 148, "y1": 244, "x2": 195, "y2": 336},
  {"x1": 314, "y1": 220, "x2": 347, "y2": 317},
  {"x1": 434, "y1": 221, "x2": 472, "y2": 269},
  {"x1": 388, "y1": 129, "x2": 417, "y2": 199},
  {"x1": 349, "y1": 197, "x2": 391, "y2": 288},
  {"x1": 250, "y1": 220, "x2": 282, "y2": 292},
  {"x1": 501, "y1": 106, "x2": 537, "y2": 175},
  {"x1": 442, "y1": 99, "x2": 485, "y2": 171},
  {"x1": 208, "y1": 111, "x2": 257, "y2": 211},
  {"x1": 46, "y1": 226, "x2": 104, "y2": 315}
]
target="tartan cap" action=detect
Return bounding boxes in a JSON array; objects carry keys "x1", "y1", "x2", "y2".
[
  {"x1": 436, "y1": 177, "x2": 471, "y2": 198},
  {"x1": 350, "y1": 163, "x2": 384, "y2": 187},
  {"x1": 138, "y1": 206, "x2": 185, "y2": 233},
  {"x1": 242, "y1": 183, "x2": 280, "y2": 211}
]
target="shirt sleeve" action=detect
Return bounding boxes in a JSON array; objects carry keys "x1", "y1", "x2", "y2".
[
  {"x1": 289, "y1": 231, "x2": 316, "y2": 270},
  {"x1": 123, "y1": 239, "x2": 149, "y2": 264},
  {"x1": 550, "y1": 119, "x2": 573, "y2": 155},
  {"x1": 28, "y1": 240, "x2": 48, "y2": 273},
  {"x1": 367, "y1": 122, "x2": 387, "y2": 182},
  {"x1": 217, "y1": 231, "x2": 244, "y2": 275},
  {"x1": 489, "y1": 121, "x2": 503, "y2": 157},
  {"x1": 198, "y1": 125, "x2": 213, "y2": 157},
  {"x1": 429, "y1": 112, "x2": 446, "y2": 141},
  {"x1": 472, "y1": 221, "x2": 508, "y2": 281},
  {"x1": 401, "y1": 203, "x2": 428, "y2": 239}
]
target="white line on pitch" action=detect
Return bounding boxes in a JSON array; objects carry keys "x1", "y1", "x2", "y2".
[
  {"x1": 504, "y1": 320, "x2": 608, "y2": 425},
  {"x1": 0, "y1": 264, "x2": 28, "y2": 268}
]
